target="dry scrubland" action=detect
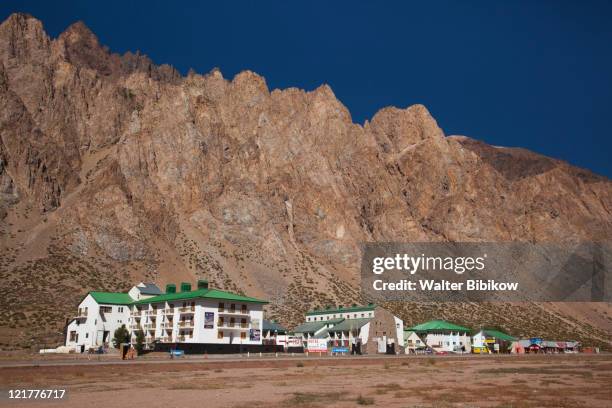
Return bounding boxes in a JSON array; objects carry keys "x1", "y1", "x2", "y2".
[{"x1": 1, "y1": 355, "x2": 611, "y2": 407}]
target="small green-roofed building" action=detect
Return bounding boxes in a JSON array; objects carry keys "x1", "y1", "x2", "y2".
[
  {"x1": 262, "y1": 320, "x2": 288, "y2": 346},
  {"x1": 472, "y1": 328, "x2": 517, "y2": 353},
  {"x1": 409, "y1": 320, "x2": 472, "y2": 353}
]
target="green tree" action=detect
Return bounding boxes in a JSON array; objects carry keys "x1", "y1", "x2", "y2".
[
  {"x1": 135, "y1": 328, "x2": 145, "y2": 354},
  {"x1": 112, "y1": 324, "x2": 130, "y2": 348}
]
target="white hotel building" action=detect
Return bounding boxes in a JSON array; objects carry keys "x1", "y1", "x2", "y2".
[{"x1": 65, "y1": 280, "x2": 267, "y2": 352}]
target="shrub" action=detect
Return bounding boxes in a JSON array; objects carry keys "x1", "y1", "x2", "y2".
[
  {"x1": 356, "y1": 395, "x2": 374, "y2": 405},
  {"x1": 112, "y1": 324, "x2": 130, "y2": 348},
  {"x1": 134, "y1": 328, "x2": 145, "y2": 354}
]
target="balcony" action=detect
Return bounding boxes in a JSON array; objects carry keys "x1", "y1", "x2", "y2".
[
  {"x1": 145, "y1": 310, "x2": 158, "y2": 317},
  {"x1": 160, "y1": 336, "x2": 173, "y2": 343},
  {"x1": 179, "y1": 307, "x2": 195, "y2": 314},
  {"x1": 178, "y1": 335, "x2": 191, "y2": 342},
  {"x1": 143, "y1": 323, "x2": 155, "y2": 330},
  {"x1": 163, "y1": 308, "x2": 175, "y2": 315},
  {"x1": 218, "y1": 322, "x2": 250, "y2": 330},
  {"x1": 178, "y1": 320, "x2": 194, "y2": 328},
  {"x1": 218, "y1": 309, "x2": 249, "y2": 316},
  {"x1": 74, "y1": 311, "x2": 88, "y2": 319},
  {"x1": 162, "y1": 322, "x2": 174, "y2": 329}
]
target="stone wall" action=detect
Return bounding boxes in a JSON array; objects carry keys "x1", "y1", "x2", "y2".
[{"x1": 365, "y1": 306, "x2": 402, "y2": 354}]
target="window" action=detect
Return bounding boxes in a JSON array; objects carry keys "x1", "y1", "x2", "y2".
[
  {"x1": 217, "y1": 331, "x2": 223, "y2": 339},
  {"x1": 241, "y1": 304, "x2": 247, "y2": 314},
  {"x1": 240, "y1": 332, "x2": 246, "y2": 340},
  {"x1": 118, "y1": 307, "x2": 123, "y2": 313},
  {"x1": 69, "y1": 331, "x2": 77, "y2": 342},
  {"x1": 85, "y1": 333, "x2": 89, "y2": 338},
  {"x1": 241, "y1": 318, "x2": 246, "y2": 328},
  {"x1": 218, "y1": 302, "x2": 224, "y2": 311},
  {"x1": 230, "y1": 303, "x2": 236, "y2": 312},
  {"x1": 361, "y1": 313, "x2": 364, "y2": 318},
  {"x1": 218, "y1": 317, "x2": 224, "y2": 326}
]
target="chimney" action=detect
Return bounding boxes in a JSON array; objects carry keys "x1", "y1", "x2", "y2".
[
  {"x1": 197, "y1": 279, "x2": 209, "y2": 290},
  {"x1": 166, "y1": 284, "x2": 176, "y2": 294},
  {"x1": 180, "y1": 282, "x2": 192, "y2": 292}
]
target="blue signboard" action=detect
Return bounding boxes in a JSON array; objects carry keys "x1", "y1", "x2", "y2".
[{"x1": 332, "y1": 347, "x2": 349, "y2": 353}]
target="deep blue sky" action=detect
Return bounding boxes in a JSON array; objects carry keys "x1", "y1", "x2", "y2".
[{"x1": 2, "y1": 1, "x2": 611, "y2": 177}]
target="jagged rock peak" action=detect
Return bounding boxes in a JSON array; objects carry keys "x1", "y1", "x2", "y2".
[
  {"x1": 368, "y1": 104, "x2": 445, "y2": 153},
  {"x1": 58, "y1": 20, "x2": 99, "y2": 45}
]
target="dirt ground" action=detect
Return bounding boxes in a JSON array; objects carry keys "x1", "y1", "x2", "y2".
[{"x1": 1, "y1": 354, "x2": 611, "y2": 407}]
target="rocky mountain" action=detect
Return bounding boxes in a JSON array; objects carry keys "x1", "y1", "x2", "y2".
[{"x1": 0, "y1": 13, "x2": 610, "y2": 350}]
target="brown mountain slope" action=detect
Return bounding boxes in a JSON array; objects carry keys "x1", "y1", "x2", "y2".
[{"x1": 0, "y1": 13, "x2": 610, "y2": 350}]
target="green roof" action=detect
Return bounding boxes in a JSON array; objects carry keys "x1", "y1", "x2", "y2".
[
  {"x1": 293, "y1": 318, "x2": 344, "y2": 334},
  {"x1": 410, "y1": 320, "x2": 471, "y2": 333},
  {"x1": 306, "y1": 304, "x2": 376, "y2": 316},
  {"x1": 480, "y1": 329, "x2": 516, "y2": 341},
  {"x1": 89, "y1": 292, "x2": 134, "y2": 305},
  {"x1": 327, "y1": 318, "x2": 371, "y2": 332},
  {"x1": 132, "y1": 288, "x2": 267, "y2": 305},
  {"x1": 263, "y1": 320, "x2": 287, "y2": 333}
]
